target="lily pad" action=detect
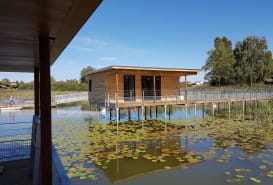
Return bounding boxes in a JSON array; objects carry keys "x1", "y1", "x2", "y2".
[{"x1": 249, "y1": 177, "x2": 262, "y2": 183}]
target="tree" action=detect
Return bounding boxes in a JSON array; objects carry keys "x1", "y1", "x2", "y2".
[
  {"x1": 234, "y1": 36, "x2": 273, "y2": 86},
  {"x1": 51, "y1": 76, "x2": 56, "y2": 84},
  {"x1": 203, "y1": 37, "x2": 236, "y2": 86},
  {"x1": 0, "y1": 78, "x2": 10, "y2": 85},
  {"x1": 80, "y1": 66, "x2": 95, "y2": 83}
]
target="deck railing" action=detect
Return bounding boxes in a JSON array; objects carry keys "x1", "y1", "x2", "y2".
[
  {"x1": 106, "y1": 90, "x2": 183, "y2": 106},
  {"x1": 0, "y1": 121, "x2": 32, "y2": 162},
  {"x1": 185, "y1": 88, "x2": 273, "y2": 102},
  {"x1": 31, "y1": 115, "x2": 71, "y2": 185},
  {"x1": 0, "y1": 92, "x2": 88, "y2": 106},
  {"x1": 105, "y1": 88, "x2": 273, "y2": 106}
]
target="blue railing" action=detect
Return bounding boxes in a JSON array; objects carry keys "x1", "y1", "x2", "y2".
[{"x1": 31, "y1": 115, "x2": 71, "y2": 185}]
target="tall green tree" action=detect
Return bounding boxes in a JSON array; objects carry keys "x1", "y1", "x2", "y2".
[
  {"x1": 203, "y1": 37, "x2": 236, "y2": 86},
  {"x1": 0, "y1": 78, "x2": 10, "y2": 85},
  {"x1": 80, "y1": 66, "x2": 95, "y2": 83},
  {"x1": 234, "y1": 36, "x2": 273, "y2": 86}
]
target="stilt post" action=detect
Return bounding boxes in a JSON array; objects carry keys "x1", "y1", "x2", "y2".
[{"x1": 116, "y1": 107, "x2": 119, "y2": 135}]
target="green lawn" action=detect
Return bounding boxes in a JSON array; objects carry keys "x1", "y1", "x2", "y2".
[{"x1": 0, "y1": 89, "x2": 84, "y2": 100}]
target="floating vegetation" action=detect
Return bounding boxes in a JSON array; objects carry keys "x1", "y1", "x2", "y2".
[
  {"x1": 52, "y1": 103, "x2": 273, "y2": 184},
  {"x1": 249, "y1": 177, "x2": 262, "y2": 183}
]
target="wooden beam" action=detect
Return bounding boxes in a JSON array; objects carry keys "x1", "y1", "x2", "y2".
[
  {"x1": 39, "y1": 36, "x2": 52, "y2": 185},
  {"x1": 34, "y1": 66, "x2": 40, "y2": 115}
]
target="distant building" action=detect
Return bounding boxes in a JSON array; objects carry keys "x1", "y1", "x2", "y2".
[{"x1": 9, "y1": 82, "x2": 19, "y2": 88}]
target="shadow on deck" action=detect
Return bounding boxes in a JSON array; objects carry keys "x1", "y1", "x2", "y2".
[{"x1": 0, "y1": 159, "x2": 32, "y2": 185}]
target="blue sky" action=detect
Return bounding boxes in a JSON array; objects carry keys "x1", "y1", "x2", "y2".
[{"x1": 1, "y1": 0, "x2": 273, "y2": 82}]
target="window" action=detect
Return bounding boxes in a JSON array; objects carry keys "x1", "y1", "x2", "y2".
[
  {"x1": 89, "y1": 80, "x2": 92, "y2": 91},
  {"x1": 124, "y1": 75, "x2": 135, "y2": 101}
]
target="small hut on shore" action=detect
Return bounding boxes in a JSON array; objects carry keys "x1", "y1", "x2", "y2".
[{"x1": 84, "y1": 66, "x2": 200, "y2": 108}]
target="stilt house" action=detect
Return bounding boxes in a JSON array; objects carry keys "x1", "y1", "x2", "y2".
[{"x1": 85, "y1": 66, "x2": 201, "y2": 107}]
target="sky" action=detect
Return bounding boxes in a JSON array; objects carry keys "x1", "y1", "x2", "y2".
[{"x1": 1, "y1": 0, "x2": 273, "y2": 82}]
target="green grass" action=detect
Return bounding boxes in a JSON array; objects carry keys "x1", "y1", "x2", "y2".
[{"x1": 0, "y1": 89, "x2": 84, "y2": 100}]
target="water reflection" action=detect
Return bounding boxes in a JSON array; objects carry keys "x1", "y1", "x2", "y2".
[
  {"x1": 2, "y1": 102, "x2": 273, "y2": 185},
  {"x1": 52, "y1": 111, "x2": 273, "y2": 185}
]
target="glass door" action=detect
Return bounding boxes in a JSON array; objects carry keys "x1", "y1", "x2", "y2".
[{"x1": 124, "y1": 75, "x2": 135, "y2": 101}]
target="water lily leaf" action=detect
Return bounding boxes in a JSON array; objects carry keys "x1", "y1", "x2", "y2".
[
  {"x1": 267, "y1": 173, "x2": 273, "y2": 178},
  {"x1": 67, "y1": 173, "x2": 74, "y2": 179},
  {"x1": 234, "y1": 168, "x2": 251, "y2": 172},
  {"x1": 249, "y1": 177, "x2": 262, "y2": 183},
  {"x1": 226, "y1": 179, "x2": 234, "y2": 183}
]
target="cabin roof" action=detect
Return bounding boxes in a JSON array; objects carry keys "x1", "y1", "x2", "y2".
[
  {"x1": 84, "y1": 65, "x2": 202, "y2": 76},
  {"x1": 0, "y1": 0, "x2": 102, "y2": 72}
]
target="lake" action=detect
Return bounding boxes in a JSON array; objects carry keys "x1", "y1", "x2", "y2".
[{"x1": 1, "y1": 102, "x2": 273, "y2": 185}]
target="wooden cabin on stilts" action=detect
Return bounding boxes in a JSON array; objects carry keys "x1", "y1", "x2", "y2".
[{"x1": 84, "y1": 66, "x2": 201, "y2": 121}]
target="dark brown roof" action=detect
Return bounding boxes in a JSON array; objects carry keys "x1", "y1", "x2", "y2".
[{"x1": 0, "y1": 0, "x2": 102, "y2": 72}]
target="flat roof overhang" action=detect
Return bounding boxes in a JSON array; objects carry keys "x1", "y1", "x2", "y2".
[
  {"x1": 0, "y1": 0, "x2": 102, "y2": 72},
  {"x1": 85, "y1": 65, "x2": 202, "y2": 77}
]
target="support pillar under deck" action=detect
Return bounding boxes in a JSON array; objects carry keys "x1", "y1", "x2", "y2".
[
  {"x1": 39, "y1": 36, "x2": 52, "y2": 185},
  {"x1": 116, "y1": 107, "x2": 119, "y2": 135}
]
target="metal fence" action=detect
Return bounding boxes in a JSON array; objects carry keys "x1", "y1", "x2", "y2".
[
  {"x1": 0, "y1": 92, "x2": 88, "y2": 106},
  {"x1": 106, "y1": 88, "x2": 273, "y2": 106},
  {"x1": 53, "y1": 92, "x2": 88, "y2": 104},
  {"x1": 0, "y1": 138, "x2": 31, "y2": 162},
  {"x1": 185, "y1": 88, "x2": 273, "y2": 102},
  {"x1": 0, "y1": 121, "x2": 32, "y2": 162}
]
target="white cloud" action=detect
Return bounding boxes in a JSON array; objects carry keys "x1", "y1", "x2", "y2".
[
  {"x1": 72, "y1": 36, "x2": 148, "y2": 56},
  {"x1": 75, "y1": 36, "x2": 108, "y2": 47},
  {"x1": 99, "y1": 57, "x2": 118, "y2": 61},
  {"x1": 69, "y1": 46, "x2": 95, "y2": 52}
]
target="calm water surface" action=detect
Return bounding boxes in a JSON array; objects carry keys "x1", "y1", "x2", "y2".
[{"x1": 1, "y1": 103, "x2": 273, "y2": 185}]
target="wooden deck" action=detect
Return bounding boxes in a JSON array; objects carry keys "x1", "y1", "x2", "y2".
[
  {"x1": 0, "y1": 159, "x2": 32, "y2": 185},
  {"x1": 112, "y1": 97, "x2": 273, "y2": 108}
]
